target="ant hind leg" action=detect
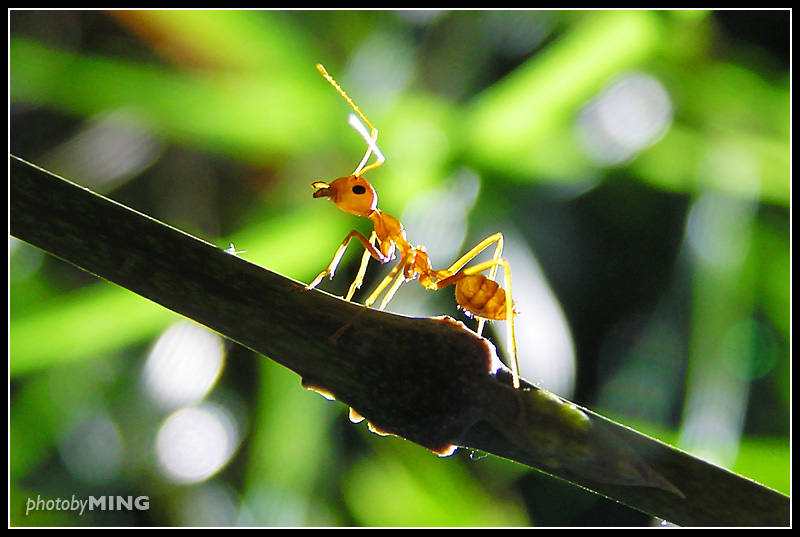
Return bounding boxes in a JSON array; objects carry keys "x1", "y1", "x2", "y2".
[{"x1": 438, "y1": 255, "x2": 520, "y2": 390}]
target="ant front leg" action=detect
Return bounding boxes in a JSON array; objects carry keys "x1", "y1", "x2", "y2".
[
  {"x1": 306, "y1": 230, "x2": 389, "y2": 300},
  {"x1": 345, "y1": 231, "x2": 378, "y2": 301}
]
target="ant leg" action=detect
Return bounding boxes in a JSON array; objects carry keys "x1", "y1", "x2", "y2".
[
  {"x1": 376, "y1": 268, "x2": 409, "y2": 310},
  {"x1": 445, "y1": 233, "x2": 504, "y2": 274},
  {"x1": 364, "y1": 261, "x2": 405, "y2": 308},
  {"x1": 493, "y1": 259, "x2": 518, "y2": 389},
  {"x1": 306, "y1": 230, "x2": 389, "y2": 296},
  {"x1": 345, "y1": 231, "x2": 377, "y2": 301},
  {"x1": 444, "y1": 233, "x2": 504, "y2": 337},
  {"x1": 438, "y1": 257, "x2": 519, "y2": 389}
]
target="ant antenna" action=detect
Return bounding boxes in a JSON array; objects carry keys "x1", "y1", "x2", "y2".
[
  {"x1": 349, "y1": 114, "x2": 385, "y2": 174},
  {"x1": 317, "y1": 63, "x2": 384, "y2": 177},
  {"x1": 316, "y1": 64, "x2": 377, "y2": 134}
]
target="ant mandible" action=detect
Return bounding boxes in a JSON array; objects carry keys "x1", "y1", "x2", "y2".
[{"x1": 306, "y1": 64, "x2": 520, "y2": 389}]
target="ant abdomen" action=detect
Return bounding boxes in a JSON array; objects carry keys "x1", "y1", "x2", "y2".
[{"x1": 455, "y1": 274, "x2": 510, "y2": 321}]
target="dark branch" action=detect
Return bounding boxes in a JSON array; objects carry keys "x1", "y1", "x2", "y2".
[{"x1": 10, "y1": 155, "x2": 789, "y2": 526}]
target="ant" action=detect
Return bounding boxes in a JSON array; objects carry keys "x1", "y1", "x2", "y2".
[{"x1": 306, "y1": 64, "x2": 520, "y2": 390}]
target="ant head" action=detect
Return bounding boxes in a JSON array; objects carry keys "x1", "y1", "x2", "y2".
[{"x1": 312, "y1": 175, "x2": 377, "y2": 217}]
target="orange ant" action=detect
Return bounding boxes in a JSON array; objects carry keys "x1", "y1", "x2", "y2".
[{"x1": 306, "y1": 64, "x2": 520, "y2": 389}]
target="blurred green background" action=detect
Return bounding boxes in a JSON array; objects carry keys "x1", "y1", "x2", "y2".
[{"x1": 10, "y1": 9, "x2": 789, "y2": 527}]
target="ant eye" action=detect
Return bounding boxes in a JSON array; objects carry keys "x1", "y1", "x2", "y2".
[{"x1": 352, "y1": 185, "x2": 367, "y2": 195}]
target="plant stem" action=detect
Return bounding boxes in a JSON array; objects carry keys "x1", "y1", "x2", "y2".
[{"x1": 10, "y1": 155, "x2": 789, "y2": 526}]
